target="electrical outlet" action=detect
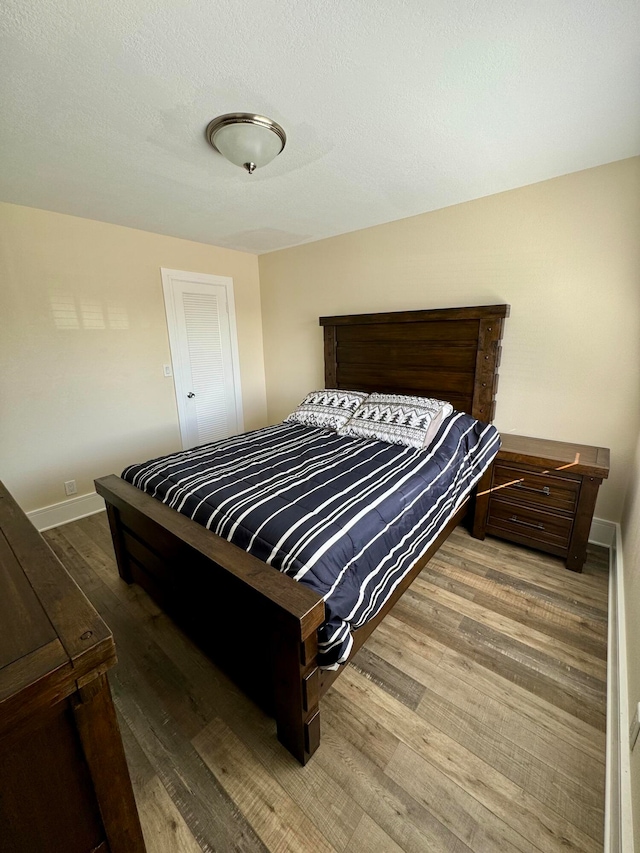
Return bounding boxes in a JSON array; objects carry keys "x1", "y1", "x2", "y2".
[
  {"x1": 64, "y1": 480, "x2": 77, "y2": 496},
  {"x1": 631, "y1": 702, "x2": 640, "y2": 751}
]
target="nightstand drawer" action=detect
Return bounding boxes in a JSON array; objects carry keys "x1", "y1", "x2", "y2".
[
  {"x1": 492, "y1": 463, "x2": 579, "y2": 515},
  {"x1": 486, "y1": 499, "x2": 573, "y2": 550}
]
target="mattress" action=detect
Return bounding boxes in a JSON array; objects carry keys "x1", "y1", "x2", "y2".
[{"x1": 123, "y1": 412, "x2": 500, "y2": 668}]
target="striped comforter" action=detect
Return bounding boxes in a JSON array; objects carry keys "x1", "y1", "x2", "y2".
[{"x1": 122, "y1": 412, "x2": 500, "y2": 668}]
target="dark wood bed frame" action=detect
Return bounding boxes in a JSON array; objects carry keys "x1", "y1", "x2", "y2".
[{"x1": 95, "y1": 304, "x2": 509, "y2": 764}]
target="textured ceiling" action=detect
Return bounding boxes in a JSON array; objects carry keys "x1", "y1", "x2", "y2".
[{"x1": 1, "y1": 1, "x2": 639, "y2": 254}]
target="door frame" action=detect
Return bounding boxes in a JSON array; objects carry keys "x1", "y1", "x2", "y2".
[{"x1": 160, "y1": 268, "x2": 244, "y2": 449}]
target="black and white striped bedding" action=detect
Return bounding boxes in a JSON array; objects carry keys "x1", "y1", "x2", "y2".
[{"x1": 122, "y1": 412, "x2": 500, "y2": 668}]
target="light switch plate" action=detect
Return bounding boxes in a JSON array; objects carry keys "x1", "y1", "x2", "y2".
[{"x1": 163, "y1": 364, "x2": 173, "y2": 377}]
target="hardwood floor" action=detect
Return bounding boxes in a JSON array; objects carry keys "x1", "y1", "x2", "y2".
[{"x1": 43, "y1": 514, "x2": 608, "y2": 853}]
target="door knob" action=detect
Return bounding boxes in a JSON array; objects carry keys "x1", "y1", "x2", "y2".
[{"x1": 187, "y1": 392, "x2": 195, "y2": 398}]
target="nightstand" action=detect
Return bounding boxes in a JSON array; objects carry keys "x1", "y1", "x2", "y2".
[
  {"x1": 472, "y1": 434, "x2": 610, "y2": 572},
  {"x1": 0, "y1": 481, "x2": 146, "y2": 852}
]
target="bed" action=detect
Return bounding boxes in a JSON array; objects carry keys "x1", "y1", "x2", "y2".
[{"x1": 95, "y1": 304, "x2": 509, "y2": 764}]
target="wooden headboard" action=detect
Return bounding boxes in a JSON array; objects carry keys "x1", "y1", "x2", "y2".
[{"x1": 319, "y1": 304, "x2": 509, "y2": 422}]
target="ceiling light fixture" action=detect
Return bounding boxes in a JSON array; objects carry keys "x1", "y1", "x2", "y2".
[{"x1": 205, "y1": 113, "x2": 286, "y2": 174}]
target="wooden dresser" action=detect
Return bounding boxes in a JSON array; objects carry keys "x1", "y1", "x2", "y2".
[
  {"x1": 0, "y1": 481, "x2": 146, "y2": 853},
  {"x1": 472, "y1": 434, "x2": 610, "y2": 572}
]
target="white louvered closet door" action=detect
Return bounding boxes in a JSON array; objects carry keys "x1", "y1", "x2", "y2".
[{"x1": 161, "y1": 270, "x2": 243, "y2": 449}]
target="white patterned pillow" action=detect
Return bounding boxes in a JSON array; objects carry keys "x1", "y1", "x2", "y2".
[
  {"x1": 285, "y1": 389, "x2": 369, "y2": 431},
  {"x1": 338, "y1": 393, "x2": 454, "y2": 448},
  {"x1": 421, "y1": 406, "x2": 452, "y2": 449}
]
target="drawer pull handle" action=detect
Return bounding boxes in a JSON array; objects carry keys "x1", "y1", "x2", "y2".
[
  {"x1": 513, "y1": 484, "x2": 550, "y2": 496},
  {"x1": 509, "y1": 515, "x2": 545, "y2": 531}
]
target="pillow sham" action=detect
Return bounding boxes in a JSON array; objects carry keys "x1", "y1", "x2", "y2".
[
  {"x1": 338, "y1": 393, "x2": 454, "y2": 449},
  {"x1": 285, "y1": 389, "x2": 369, "y2": 431},
  {"x1": 421, "y1": 405, "x2": 452, "y2": 449}
]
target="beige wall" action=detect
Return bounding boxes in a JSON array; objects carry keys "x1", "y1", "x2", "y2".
[
  {"x1": 621, "y1": 426, "x2": 640, "y2": 846},
  {"x1": 259, "y1": 157, "x2": 640, "y2": 522},
  {"x1": 0, "y1": 202, "x2": 267, "y2": 513}
]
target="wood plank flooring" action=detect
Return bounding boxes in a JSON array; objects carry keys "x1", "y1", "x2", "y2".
[{"x1": 43, "y1": 514, "x2": 608, "y2": 853}]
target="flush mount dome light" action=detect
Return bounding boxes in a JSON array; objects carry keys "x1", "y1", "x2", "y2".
[{"x1": 206, "y1": 113, "x2": 286, "y2": 174}]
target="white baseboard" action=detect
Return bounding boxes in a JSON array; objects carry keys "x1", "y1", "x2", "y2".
[
  {"x1": 590, "y1": 516, "x2": 616, "y2": 548},
  {"x1": 27, "y1": 491, "x2": 105, "y2": 532},
  {"x1": 604, "y1": 521, "x2": 635, "y2": 853}
]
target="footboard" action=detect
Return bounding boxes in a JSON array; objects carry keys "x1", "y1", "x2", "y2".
[{"x1": 95, "y1": 475, "x2": 325, "y2": 764}]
